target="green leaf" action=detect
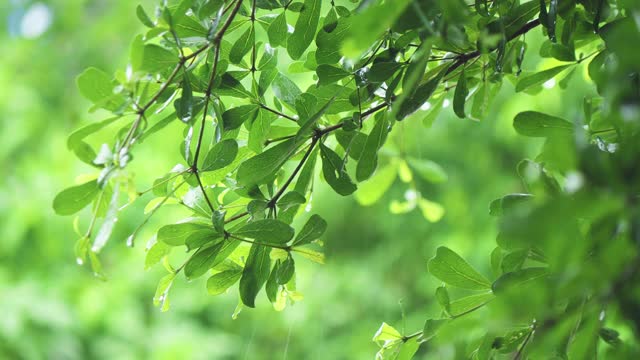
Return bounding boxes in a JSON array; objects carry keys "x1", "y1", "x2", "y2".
[
  {"x1": 234, "y1": 219, "x2": 295, "y2": 245},
  {"x1": 258, "y1": 44, "x2": 278, "y2": 70},
  {"x1": 367, "y1": 62, "x2": 402, "y2": 83},
  {"x1": 177, "y1": 72, "x2": 193, "y2": 123},
  {"x1": 513, "y1": 111, "x2": 573, "y2": 137},
  {"x1": 397, "y1": 65, "x2": 449, "y2": 121},
  {"x1": 157, "y1": 222, "x2": 213, "y2": 246},
  {"x1": 296, "y1": 96, "x2": 335, "y2": 140},
  {"x1": 248, "y1": 110, "x2": 273, "y2": 153},
  {"x1": 207, "y1": 269, "x2": 242, "y2": 295},
  {"x1": 200, "y1": 0, "x2": 225, "y2": 18},
  {"x1": 372, "y1": 322, "x2": 402, "y2": 343},
  {"x1": 453, "y1": 68, "x2": 468, "y2": 119},
  {"x1": 418, "y1": 198, "x2": 445, "y2": 223},
  {"x1": 489, "y1": 193, "x2": 533, "y2": 216},
  {"x1": 184, "y1": 241, "x2": 228, "y2": 280},
  {"x1": 421, "y1": 95, "x2": 445, "y2": 128},
  {"x1": 292, "y1": 214, "x2": 327, "y2": 246},
  {"x1": 406, "y1": 158, "x2": 447, "y2": 183},
  {"x1": 435, "y1": 286, "x2": 450, "y2": 313},
  {"x1": 448, "y1": 292, "x2": 494, "y2": 317},
  {"x1": 427, "y1": 247, "x2": 492, "y2": 290},
  {"x1": 320, "y1": 143, "x2": 357, "y2": 196},
  {"x1": 272, "y1": 72, "x2": 302, "y2": 108},
  {"x1": 322, "y1": 7, "x2": 338, "y2": 33},
  {"x1": 275, "y1": 256, "x2": 295, "y2": 284},
  {"x1": 599, "y1": 328, "x2": 622, "y2": 347},
  {"x1": 423, "y1": 319, "x2": 449, "y2": 341},
  {"x1": 354, "y1": 163, "x2": 397, "y2": 206},
  {"x1": 67, "y1": 117, "x2": 122, "y2": 151},
  {"x1": 141, "y1": 44, "x2": 177, "y2": 73},
  {"x1": 316, "y1": 64, "x2": 350, "y2": 86},
  {"x1": 237, "y1": 138, "x2": 298, "y2": 187},
  {"x1": 229, "y1": 25, "x2": 255, "y2": 64},
  {"x1": 342, "y1": 0, "x2": 412, "y2": 58},
  {"x1": 396, "y1": 337, "x2": 420, "y2": 360},
  {"x1": 145, "y1": 241, "x2": 171, "y2": 270},
  {"x1": 277, "y1": 191, "x2": 306, "y2": 212},
  {"x1": 268, "y1": 12, "x2": 288, "y2": 47},
  {"x1": 401, "y1": 41, "x2": 432, "y2": 101},
  {"x1": 239, "y1": 244, "x2": 272, "y2": 307},
  {"x1": 222, "y1": 104, "x2": 259, "y2": 130},
  {"x1": 76, "y1": 68, "x2": 115, "y2": 105},
  {"x1": 515, "y1": 65, "x2": 572, "y2": 92},
  {"x1": 292, "y1": 246, "x2": 325, "y2": 264},
  {"x1": 202, "y1": 139, "x2": 238, "y2": 171},
  {"x1": 287, "y1": 0, "x2": 321, "y2": 60},
  {"x1": 153, "y1": 273, "x2": 175, "y2": 312},
  {"x1": 53, "y1": 180, "x2": 100, "y2": 216},
  {"x1": 218, "y1": 72, "x2": 252, "y2": 98},
  {"x1": 356, "y1": 112, "x2": 389, "y2": 182},
  {"x1": 492, "y1": 267, "x2": 548, "y2": 294},
  {"x1": 265, "y1": 261, "x2": 279, "y2": 303},
  {"x1": 316, "y1": 17, "x2": 351, "y2": 65},
  {"x1": 136, "y1": 5, "x2": 155, "y2": 28},
  {"x1": 294, "y1": 146, "x2": 318, "y2": 195}
]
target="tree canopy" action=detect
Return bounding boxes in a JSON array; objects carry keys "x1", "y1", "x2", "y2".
[{"x1": 48, "y1": 0, "x2": 640, "y2": 358}]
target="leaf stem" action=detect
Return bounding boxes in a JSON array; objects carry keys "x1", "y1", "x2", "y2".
[
  {"x1": 446, "y1": 19, "x2": 542, "y2": 76},
  {"x1": 268, "y1": 138, "x2": 319, "y2": 207},
  {"x1": 228, "y1": 234, "x2": 290, "y2": 250},
  {"x1": 260, "y1": 103, "x2": 298, "y2": 122},
  {"x1": 318, "y1": 102, "x2": 388, "y2": 136}
]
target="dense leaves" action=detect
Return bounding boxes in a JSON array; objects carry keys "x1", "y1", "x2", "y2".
[{"x1": 54, "y1": 0, "x2": 640, "y2": 358}]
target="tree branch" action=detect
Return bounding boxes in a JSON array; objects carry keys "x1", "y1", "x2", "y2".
[{"x1": 445, "y1": 19, "x2": 541, "y2": 76}]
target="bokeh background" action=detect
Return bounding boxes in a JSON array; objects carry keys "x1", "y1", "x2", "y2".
[{"x1": 0, "y1": 1, "x2": 597, "y2": 359}]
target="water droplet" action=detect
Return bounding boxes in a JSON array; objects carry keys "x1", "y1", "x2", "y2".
[
  {"x1": 76, "y1": 258, "x2": 84, "y2": 265},
  {"x1": 420, "y1": 102, "x2": 432, "y2": 111},
  {"x1": 599, "y1": 310, "x2": 606, "y2": 321},
  {"x1": 564, "y1": 172, "x2": 584, "y2": 194},
  {"x1": 20, "y1": 3, "x2": 53, "y2": 39},
  {"x1": 404, "y1": 189, "x2": 418, "y2": 201},
  {"x1": 442, "y1": 99, "x2": 451, "y2": 108},
  {"x1": 543, "y1": 78, "x2": 556, "y2": 89},
  {"x1": 126, "y1": 234, "x2": 135, "y2": 248}
]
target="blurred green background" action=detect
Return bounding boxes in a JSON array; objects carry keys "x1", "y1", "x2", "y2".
[{"x1": 0, "y1": 1, "x2": 597, "y2": 359}]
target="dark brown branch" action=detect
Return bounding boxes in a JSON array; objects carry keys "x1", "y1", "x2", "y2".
[
  {"x1": 268, "y1": 138, "x2": 319, "y2": 207},
  {"x1": 445, "y1": 19, "x2": 541, "y2": 76}
]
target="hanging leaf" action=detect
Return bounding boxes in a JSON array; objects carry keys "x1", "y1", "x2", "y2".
[
  {"x1": 513, "y1": 111, "x2": 573, "y2": 137},
  {"x1": 396, "y1": 65, "x2": 449, "y2": 120},
  {"x1": 234, "y1": 219, "x2": 294, "y2": 245},
  {"x1": 453, "y1": 68, "x2": 468, "y2": 119},
  {"x1": 292, "y1": 214, "x2": 327, "y2": 246},
  {"x1": 53, "y1": 180, "x2": 100, "y2": 216},
  {"x1": 268, "y1": 12, "x2": 288, "y2": 47},
  {"x1": 237, "y1": 138, "x2": 298, "y2": 187},
  {"x1": 515, "y1": 65, "x2": 573, "y2": 93},
  {"x1": 229, "y1": 25, "x2": 255, "y2": 64},
  {"x1": 319, "y1": 143, "x2": 357, "y2": 196},
  {"x1": 202, "y1": 139, "x2": 239, "y2": 171},
  {"x1": 207, "y1": 269, "x2": 242, "y2": 295},
  {"x1": 356, "y1": 112, "x2": 389, "y2": 182},
  {"x1": 287, "y1": 0, "x2": 321, "y2": 59},
  {"x1": 222, "y1": 104, "x2": 260, "y2": 130},
  {"x1": 316, "y1": 64, "x2": 350, "y2": 86},
  {"x1": 239, "y1": 244, "x2": 272, "y2": 307},
  {"x1": 427, "y1": 247, "x2": 492, "y2": 290}
]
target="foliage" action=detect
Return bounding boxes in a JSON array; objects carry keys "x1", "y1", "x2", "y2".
[{"x1": 50, "y1": 0, "x2": 640, "y2": 358}]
